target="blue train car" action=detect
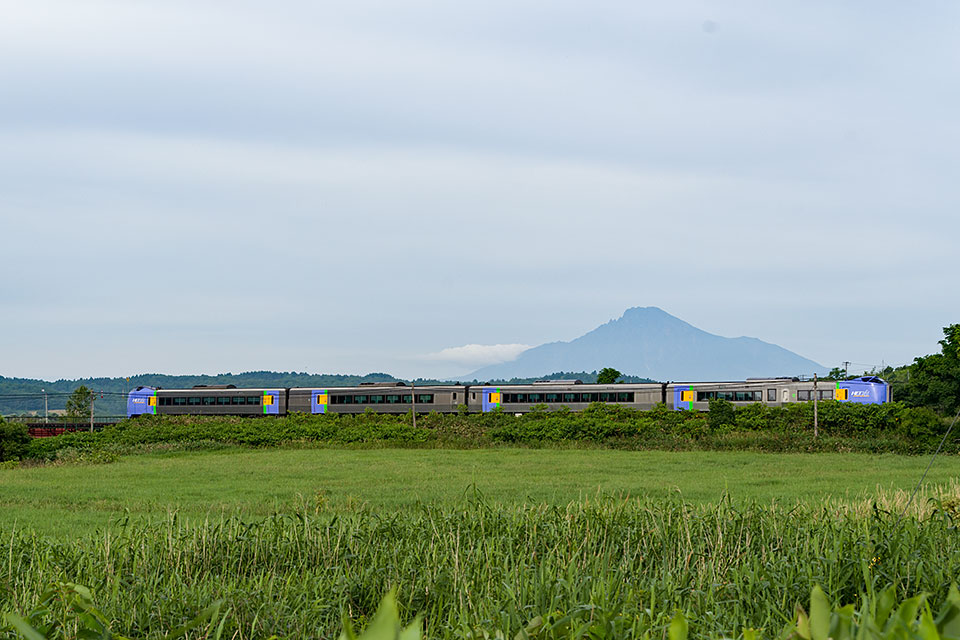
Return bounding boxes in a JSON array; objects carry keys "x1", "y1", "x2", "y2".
[
  {"x1": 835, "y1": 376, "x2": 890, "y2": 404},
  {"x1": 127, "y1": 386, "x2": 157, "y2": 417}
]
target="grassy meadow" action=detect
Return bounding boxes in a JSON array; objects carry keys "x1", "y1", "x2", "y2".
[
  {"x1": 5, "y1": 447, "x2": 960, "y2": 638},
  {"x1": 4, "y1": 448, "x2": 960, "y2": 536}
]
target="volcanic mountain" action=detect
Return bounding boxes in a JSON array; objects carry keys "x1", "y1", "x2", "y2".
[{"x1": 465, "y1": 306, "x2": 826, "y2": 382}]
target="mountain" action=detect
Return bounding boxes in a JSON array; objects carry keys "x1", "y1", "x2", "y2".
[{"x1": 465, "y1": 307, "x2": 827, "y2": 382}]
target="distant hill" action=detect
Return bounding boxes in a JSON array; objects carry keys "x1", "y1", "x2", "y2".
[{"x1": 466, "y1": 306, "x2": 827, "y2": 382}]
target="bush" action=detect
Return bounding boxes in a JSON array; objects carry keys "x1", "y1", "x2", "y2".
[
  {"x1": 707, "y1": 398, "x2": 735, "y2": 431},
  {"x1": 0, "y1": 418, "x2": 30, "y2": 461},
  {"x1": 897, "y1": 405, "x2": 944, "y2": 443}
]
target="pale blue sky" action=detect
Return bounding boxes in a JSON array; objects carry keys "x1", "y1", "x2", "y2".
[{"x1": 1, "y1": 1, "x2": 957, "y2": 380}]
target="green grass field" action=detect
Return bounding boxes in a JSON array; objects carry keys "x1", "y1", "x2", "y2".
[{"x1": 4, "y1": 447, "x2": 960, "y2": 536}]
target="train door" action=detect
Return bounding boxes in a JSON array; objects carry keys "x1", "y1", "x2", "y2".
[
  {"x1": 782, "y1": 389, "x2": 789, "y2": 403},
  {"x1": 673, "y1": 386, "x2": 693, "y2": 411}
]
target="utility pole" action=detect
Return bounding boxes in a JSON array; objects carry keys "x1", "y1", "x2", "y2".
[
  {"x1": 843, "y1": 361, "x2": 850, "y2": 379},
  {"x1": 813, "y1": 373, "x2": 819, "y2": 438},
  {"x1": 43, "y1": 388, "x2": 48, "y2": 424},
  {"x1": 411, "y1": 380, "x2": 417, "y2": 429},
  {"x1": 90, "y1": 390, "x2": 95, "y2": 433}
]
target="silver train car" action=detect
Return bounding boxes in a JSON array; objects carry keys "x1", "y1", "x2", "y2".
[{"x1": 127, "y1": 377, "x2": 890, "y2": 417}]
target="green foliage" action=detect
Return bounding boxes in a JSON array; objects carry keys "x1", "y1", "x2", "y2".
[
  {"x1": 786, "y1": 584, "x2": 960, "y2": 640},
  {"x1": 0, "y1": 417, "x2": 30, "y2": 461},
  {"x1": 15, "y1": 396, "x2": 955, "y2": 463},
  {"x1": 64, "y1": 386, "x2": 92, "y2": 423},
  {"x1": 596, "y1": 367, "x2": 622, "y2": 385},
  {"x1": 895, "y1": 324, "x2": 960, "y2": 415},
  {"x1": 2, "y1": 581, "x2": 226, "y2": 640},
  {"x1": 707, "y1": 398, "x2": 736, "y2": 431},
  {"x1": 340, "y1": 590, "x2": 420, "y2": 640},
  {"x1": 5, "y1": 499, "x2": 960, "y2": 638}
]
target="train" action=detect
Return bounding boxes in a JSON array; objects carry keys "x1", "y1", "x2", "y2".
[{"x1": 126, "y1": 376, "x2": 890, "y2": 417}]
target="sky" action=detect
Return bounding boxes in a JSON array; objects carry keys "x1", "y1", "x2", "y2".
[{"x1": 1, "y1": 1, "x2": 958, "y2": 381}]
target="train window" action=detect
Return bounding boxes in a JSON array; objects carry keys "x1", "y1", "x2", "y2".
[
  {"x1": 582, "y1": 393, "x2": 598, "y2": 403},
  {"x1": 416, "y1": 394, "x2": 434, "y2": 403},
  {"x1": 545, "y1": 393, "x2": 559, "y2": 403},
  {"x1": 248, "y1": 396, "x2": 261, "y2": 405},
  {"x1": 697, "y1": 391, "x2": 715, "y2": 402},
  {"x1": 385, "y1": 395, "x2": 400, "y2": 404},
  {"x1": 354, "y1": 395, "x2": 368, "y2": 404},
  {"x1": 528, "y1": 393, "x2": 541, "y2": 403},
  {"x1": 617, "y1": 392, "x2": 633, "y2": 402},
  {"x1": 471, "y1": 393, "x2": 476, "y2": 400},
  {"x1": 173, "y1": 397, "x2": 186, "y2": 406},
  {"x1": 216, "y1": 397, "x2": 228, "y2": 405},
  {"x1": 453, "y1": 393, "x2": 457, "y2": 400},
  {"x1": 562, "y1": 393, "x2": 576, "y2": 403},
  {"x1": 515, "y1": 394, "x2": 527, "y2": 403},
  {"x1": 599, "y1": 393, "x2": 611, "y2": 402},
  {"x1": 767, "y1": 389, "x2": 776, "y2": 402},
  {"x1": 714, "y1": 391, "x2": 734, "y2": 401},
  {"x1": 369, "y1": 395, "x2": 383, "y2": 404},
  {"x1": 819, "y1": 390, "x2": 834, "y2": 400},
  {"x1": 797, "y1": 390, "x2": 811, "y2": 401},
  {"x1": 237, "y1": 396, "x2": 246, "y2": 405},
  {"x1": 188, "y1": 397, "x2": 201, "y2": 405}
]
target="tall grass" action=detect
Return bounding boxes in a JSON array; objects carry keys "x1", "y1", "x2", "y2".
[{"x1": 4, "y1": 495, "x2": 960, "y2": 639}]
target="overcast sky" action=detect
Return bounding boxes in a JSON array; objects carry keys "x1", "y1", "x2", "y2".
[{"x1": 2, "y1": 1, "x2": 958, "y2": 381}]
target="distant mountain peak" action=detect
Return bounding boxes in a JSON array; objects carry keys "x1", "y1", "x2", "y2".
[{"x1": 465, "y1": 306, "x2": 825, "y2": 382}]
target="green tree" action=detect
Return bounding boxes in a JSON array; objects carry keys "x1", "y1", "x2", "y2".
[
  {"x1": 65, "y1": 386, "x2": 93, "y2": 422},
  {"x1": 826, "y1": 367, "x2": 847, "y2": 380},
  {"x1": 897, "y1": 324, "x2": 960, "y2": 415},
  {"x1": 596, "y1": 367, "x2": 622, "y2": 385}
]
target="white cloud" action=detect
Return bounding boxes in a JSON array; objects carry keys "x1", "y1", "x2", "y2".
[{"x1": 424, "y1": 344, "x2": 531, "y2": 367}]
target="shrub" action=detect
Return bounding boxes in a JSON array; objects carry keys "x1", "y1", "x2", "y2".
[
  {"x1": 0, "y1": 418, "x2": 30, "y2": 461},
  {"x1": 707, "y1": 398, "x2": 735, "y2": 431},
  {"x1": 897, "y1": 406, "x2": 944, "y2": 443}
]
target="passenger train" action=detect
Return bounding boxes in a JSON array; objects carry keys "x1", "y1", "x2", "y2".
[{"x1": 127, "y1": 376, "x2": 890, "y2": 418}]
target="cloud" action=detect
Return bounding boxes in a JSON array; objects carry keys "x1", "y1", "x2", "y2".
[{"x1": 424, "y1": 344, "x2": 531, "y2": 367}]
